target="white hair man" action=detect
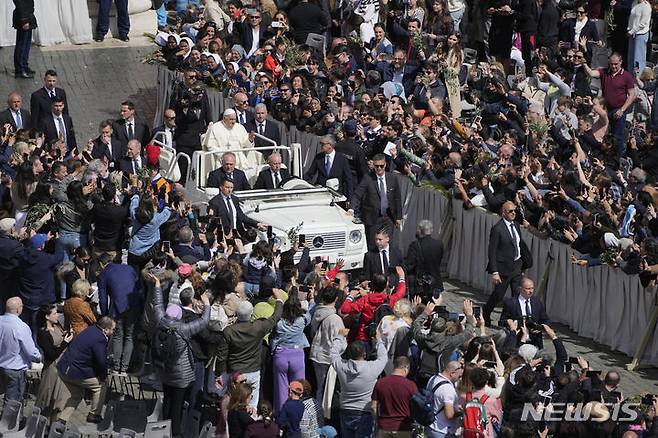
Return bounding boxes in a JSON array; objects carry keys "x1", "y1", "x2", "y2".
[{"x1": 201, "y1": 108, "x2": 262, "y2": 170}]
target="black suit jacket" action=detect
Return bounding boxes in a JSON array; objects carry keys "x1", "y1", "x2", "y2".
[
  {"x1": 112, "y1": 118, "x2": 151, "y2": 147},
  {"x1": 360, "y1": 246, "x2": 403, "y2": 281},
  {"x1": 0, "y1": 108, "x2": 31, "y2": 131},
  {"x1": 245, "y1": 119, "x2": 282, "y2": 149},
  {"x1": 208, "y1": 193, "x2": 259, "y2": 234},
  {"x1": 91, "y1": 136, "x2": 126, "y2": 165},
  {"x1": 303, "y1": 151, "x2": 354, "y2": 201},
  {"x1": 206, "y1": 168, "x2": 251, "y2": 191},
  {"x1": 352, "y1": 171, "x2": 402, "y2": 226},
  {"x1": 30, "y1": 87, "x2": 68, "y2": 128},
  {"x1": 486, "y1": 219, "x2": 532, "y2": 276},
  {"x1": 39, "y1": 113, "x2": 77, "y2": 153},
  {"x1": 232, "y1": 22, "x2": 267, "y2": 57},
  {"x1": 233, "y1": 108, "x2": 255, "y2": 127},
  {"x1": 151, "y1": 125, "x2": 176, "y2": 149},
  {"x1": 253, "y1": 167, "x2": 290, "y2": 190},
  {"x1": 405, "y1": 236, "x2": 444, "y2": 291},
  {"x1": 499, "y1": 294, "x2": 550, "y2": 348}
]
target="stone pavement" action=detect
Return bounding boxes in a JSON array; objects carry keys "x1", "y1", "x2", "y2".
[
  {"x1": 440, "y1": 279, "x2": 658, "y2": 398},
  {"x1": 0, "y1": 44, "x2": 158, "y2": 144}
]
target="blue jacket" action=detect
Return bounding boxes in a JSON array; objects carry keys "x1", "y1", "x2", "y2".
[
  {"x1": 128, "y1": 194, "x2": 172, "y2": 256},
  {"x1": 57, "y1": 325, "x2": 108, "y2": 380},
  {"x1": 98, "y1": 263, "x2": 143, "y2": 318},
  {"x1": 19, "y1": 247, "x2": 60, "y2": 309}
]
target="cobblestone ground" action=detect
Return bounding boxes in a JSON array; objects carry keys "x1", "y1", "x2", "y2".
[
  {"x1": 0, "y1": 44, "x2": 158, "y2": 144},
  {"x1": 1, "y1": 41, "x2": 657, "y2": 432}
]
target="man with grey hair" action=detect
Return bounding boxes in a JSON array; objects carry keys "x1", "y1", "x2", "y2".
[
  {"x1": 405, "y1": 219, "x2": 444, "y2": 300},
  {"x1": 173, "y1": 226, "x2": 210, "y2": 262},
  {"x1": 118, "y1": 139, "x2": 144, "y2": 176},
  {"x1": 206, "y1": 151, "x2": 251, "y2": 191},
  {"x1": 0, "y1": 92, "x2": 31, "y2": 131},
  {"x1": 304, "y1": 134, "x2": 354, "y2": 201},
  {"x1": 253, "y1": 152, "x2": 290, "y2": 189},
  {"x1": 218, "y1": 289, "x2": 284, "y2": 408},
  {"x1": 246, "y1": 102, "x2": 281, "y2": 151}
]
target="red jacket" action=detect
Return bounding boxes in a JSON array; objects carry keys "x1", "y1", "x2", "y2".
[{"x1": 340, "y1": 280, "x2": 406, "y2": 341}]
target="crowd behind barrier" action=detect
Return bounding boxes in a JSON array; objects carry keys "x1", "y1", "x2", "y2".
[{"x1": 156, "y1": 65, "x2": 658, "y2": 366}]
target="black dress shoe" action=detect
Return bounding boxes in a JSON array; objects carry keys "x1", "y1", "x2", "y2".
[
  {"x1": 86, "y1": 413, "x2": 103, "y2": 424},
  {"x1": 117, "y1": 34, "x2": 130, "y2": 42},
  {"x1": 26, "y1": 68, "x2": 35, "y2": 74},
  {"x1": 94, "y1": 35, "x2": 104, "y2": 42},
  {"x1": 15, "y1": 71, "x2": 34, "y2": 79}
]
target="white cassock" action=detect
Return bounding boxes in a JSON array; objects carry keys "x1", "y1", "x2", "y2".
[{"x1": 201, "y1": 121, "x2": 262, "y2": 170}]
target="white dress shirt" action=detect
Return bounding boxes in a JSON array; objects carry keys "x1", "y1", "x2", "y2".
[
  {"x1": 518, "y1": 295, "x2": 532, "y2": 317},
  {"x1": 379, "y1": 245, "x2": 390, "y2": 273},
  {"x1": 52, "y1": 113, "x2": 66, "y2": 138},
  {"x1": 503, "y1": 218, "x2": 521, "y2": 261},
  {"x1": 325, "y1": 150, "x2": 336, "y2": 173}
]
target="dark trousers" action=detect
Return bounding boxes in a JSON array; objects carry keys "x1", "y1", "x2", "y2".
[
  {"x1": 608, "y1": 108, "x2": 628, "y2": 157},
  {"x1": 163, "y1": 384, "x2": 192, "y2": 436},
  {"x1": 176, "y1": 145, "x2": 196, "y2": 184},
  {"x1": 14, "y1": 28, "x2": 32, "y2": 73},
  {"x1": 96, "y1": 0, "x2": 130, "y2": 37},
  {"x1": 483, "y1": 260, "x2": 523, "y2": 325},
  {"x1": 520, "y1": 32, "x2": 535, "y2": 76}
]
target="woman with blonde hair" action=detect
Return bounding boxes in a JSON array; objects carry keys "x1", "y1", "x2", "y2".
[
  {"x1": 63, "y1": 279, "x2": 97, "y2": 336},
  {"x1": 378, "y1": 298, "x2": 414, "y2": 374}
]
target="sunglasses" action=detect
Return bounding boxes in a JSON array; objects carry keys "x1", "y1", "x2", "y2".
[
  {"x1": 280, "y1": 89, "x2": 291, "y2": 92},
  {"x1": 506, "y1": 209, "x2": 517, "y2": 213},
  {"x1": 374, "y1": 164, "x2": 386, "y2": 168}
]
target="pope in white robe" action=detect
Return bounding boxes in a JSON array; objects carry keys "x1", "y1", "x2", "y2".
[{"x1": 201, "y1": 108, "x2": 262, "y2": 170}]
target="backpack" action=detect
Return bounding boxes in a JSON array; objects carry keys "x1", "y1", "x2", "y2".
[
  {"x1": 366, "y1": 296, "x2": 394, "y2": 338},
  {"x1": 462, "y1": 392, "x2": 490, "y2": 438},
  {"x1": 151, "y1": 325, "x2": 187, "y2": 370},
  {"x1": 410, "y1": 377, "x2": 450, "y2": 427}
]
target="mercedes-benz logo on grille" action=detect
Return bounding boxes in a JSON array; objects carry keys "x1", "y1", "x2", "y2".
[{"x1": 312, "y1": 236, "x2": 324, "y2": 248}]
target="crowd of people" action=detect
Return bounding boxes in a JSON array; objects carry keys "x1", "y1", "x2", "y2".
[{"x1": 3, "y1": 0, "x2": 658, "y2": 437}]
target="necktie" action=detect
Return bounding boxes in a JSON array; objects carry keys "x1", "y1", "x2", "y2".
[
  {"x1": 57, "y1": 117, "x2": 66, "y2": 142},
  {"x1": 259, "y1": 123, "x2": 264, "y2": 135},
  {"x1": 381, "y1": 249, "x2": 389, "y2": 273},
  {"x1": 325, "y1": 155, "x2": 331, "y2": 175},
  {"x1": 133, "y1": 159, "x2": 140, "y2": 173},
  {"x1": 525, "y1": 299, "x2": 531, "y2": 317},
  {"x1": 510, "y1": 223, "x2": 520, "y2": 259},
  {"x1": 240, "y1": 113, "x2": 245, "y2": 124},
  {"x1": 227, "y1": 172, "x2": 233, "y2": 181},
  {"x1": 128, "y1": 122, "x2": 134, "y2": 140},
  {"x1": 225, "y1": 197, "x2": 234, "y2": 228},
  {"x1": 378, "y1": 177, "x2": 388, "y2": 216},
  {"x1": 49, "y1": 90, "x2": 55, "y2": 99},
  {"x1": 15, "y1": 111, "x2": 22, "y2": 129},
  {"x1": 274, "y1": 171, "x2": 280, "y2": 187}
]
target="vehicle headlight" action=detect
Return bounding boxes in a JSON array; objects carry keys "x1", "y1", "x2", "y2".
[{"x1": 349, "y1": 230, "x2": 362, "y2": 244}]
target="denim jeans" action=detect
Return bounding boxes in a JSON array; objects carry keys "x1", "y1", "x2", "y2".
[
  {"x1": 341, "y1": 410, "x2": 374, "y2": 438},
  {"x1": 0, "y1": 368, "x2": 26, "y2": 402},
  {"x1": 96, "y1": 0, "x2": 130, "y2": 37},
  {"x1": 243, "y1": 370, "x2": 261, "y2": 409},
  {"x1": 111, "y1": 307, "x2": 139, "y2": 372},
  {"x1": 313, "y1": 361, "x2": 330, "y2": 404},
  {"x1": 13, "y1": 28, "x2": 32, "y2": 73},
  {"x1": 55, "y1": 230, "x2": 88, "y2": 300},
  {"x1": 608, "y1": 108, "x2": 628, "y2": 157},
  {"x1": 628, "y1": 32, "x2": 649, "y2": 73}
]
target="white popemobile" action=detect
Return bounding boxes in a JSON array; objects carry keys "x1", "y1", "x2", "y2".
[{"x1": 155, "y1": 133, "x2": 368, "y2": 269}]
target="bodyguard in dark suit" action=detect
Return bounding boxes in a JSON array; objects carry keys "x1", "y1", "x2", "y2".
[
  {"x1": 39, "y1": 96, "x2": 77, "y2": 154},
  {"x1": 483, "y1": 201, "x2": 533, "y2": 326},
  {"x1": 253, "y1": 152, "x2": 289, "y2": 190},
  {"x1": 405, "y1": 219, "x2": 444, "y2": 299},
  {"x1": 245, "y1": 103, "x2": 281, "y2": 151},
  {"x1": 151, "y1": 108, "x2": 177, "y2": 150},
  {"x1": 56, "y1": 317, "x2": 114, "y2": 423},
  {"x1": 30, "y1": 70, "x2": 69, "y2": 127},
  {"x1": 112, "y1": 100, "x2": 151, "y2": 147},
  {"x1": 352, "y1": 154, "x2": 402, "y2": 248},
  {"x1": 232, "y1": 92, "x2": 255, "y2": 126},
  {"x1": 303, "y1": 135, "x2": 353, "y2": 201},
  {"x1": 499, "y1": 277, "x2": 549, "y2": 348},
  {"x1": 0, "y1": 93, "x2": 31, "y2": 131},
  {"x1": 360, "y1": 227, "x2": 403, "y2": 282},
  {"x1": 12, "y1": 0, "x2": 37, "y2": 79},
  {"x1": 206, "y1": 151, "x2": 251, "y2": 191},
  {"x1": 91, "y1": 120, "x2": 126, "y2": 167},
  {"x1": 208, "y1": 178, "x2": 265, "y2": 235},
  {"x1": 335, "y1": 120, "x2": 369, "y2": 184}
]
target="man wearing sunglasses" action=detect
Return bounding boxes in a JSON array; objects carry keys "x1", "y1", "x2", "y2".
[
  {"x1": 483, "y1": 200, "x2": 532, "y2": 326},
  {"x1": 351, "y1": 153, "x2": 402, "y2": 249}
]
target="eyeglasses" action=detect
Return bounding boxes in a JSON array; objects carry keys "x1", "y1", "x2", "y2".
[
  {"x1": 374, "y1": 164, "x2": 386, "y2": 168},
  {"x1": 237, "y1": 100, "x2": 248, "y2": 104},
  {"x1": 249, "y1": 15, "x2": 261, "y2": 19},
  {"x1": 280, "y1": 88, "x2": 290, "y2": 92},
  {"x1": 506, "y1": 209, "x2": 517, "y2": 213},
  {"x1": 574, "y1": 55, "x2": 583, "y2": 59},
  {"x1": 577, "y1": 10, "x2": 586, "y2": 13}
]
